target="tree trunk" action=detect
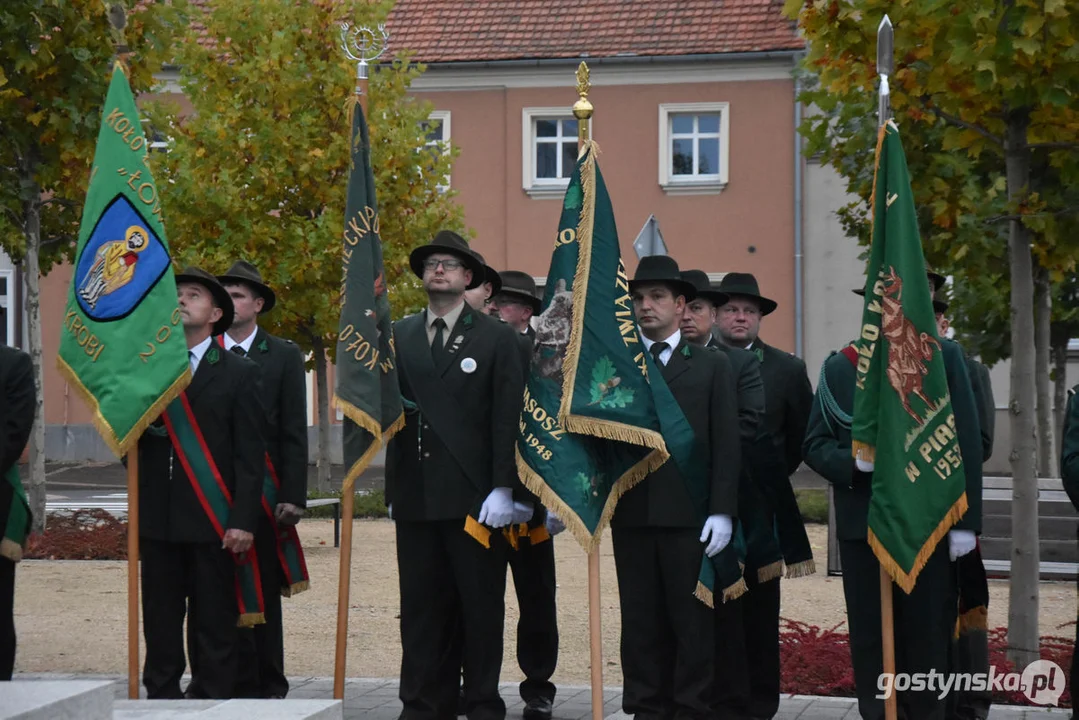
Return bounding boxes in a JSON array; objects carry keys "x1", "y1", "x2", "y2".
[
  {"x1": 1004, "y1": 109, "x2": 1040, "y2": 671},
  {"x1": 1034, "y1": 265, "x2": 1053, "y2": 476},
  {"x1": 1052, "y1": 337, "x2": 1068, "y2": 466},
  {"x1": 313, "y1": 338, "x2": 332, "y2": 494},
  {"x1": 23, "y1": 198, "x2": 47, "y2": 533}
]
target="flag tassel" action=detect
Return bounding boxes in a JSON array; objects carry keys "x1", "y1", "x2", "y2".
[{"x1": 868, "y1": 492, "x2": 969, "y2": 595}]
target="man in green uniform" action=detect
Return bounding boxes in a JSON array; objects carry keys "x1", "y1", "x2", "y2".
[
  {"x1": 714, "y1": 272, "x2": 814, "y2": 718},
  {"x1": 613, "y1": 256, "x2": 740, "y2": 720},
  {"x1": 803, "y1": 273, "x2": 983, "y2": 720},
  {"x1": 1060, "y1": 382, "x2": 1079, "y2": 715}
]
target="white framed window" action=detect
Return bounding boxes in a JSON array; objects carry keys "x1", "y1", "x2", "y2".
[
  {"x1": 658, "y1": 102, "x2": 729, "y2": 195},
  {"x1": 0, "y1": 269, "x2": 13, "y2": 346},
  {"x1": 421, "y1": 110, "x2": 451, "y2": 191},
  {"x1": 522, "y1": 107, "x2": 585, "y2": 199}
]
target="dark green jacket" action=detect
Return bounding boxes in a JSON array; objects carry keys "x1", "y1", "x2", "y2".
[
  {"x1": 965, "y1": 354, "x2": 995, "y2": 462},
  {"x1": 1061, "y1": 386, "x2": 1079, "y2": 510},
  {"x1": 753, "y1": 339, "x2": 813, "y2": 477},
  {"x1": 803, "y1": 339, "x2": 983, "y2": 541}
]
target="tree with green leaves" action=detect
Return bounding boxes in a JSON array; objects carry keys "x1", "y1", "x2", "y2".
[
  {"x1": 0, "y1": 0, "x2": 177, "y2": 529},
  {"x1": 152, "y1": 0, "x2": 465, "y2": 492},
  {"x1": 788, "y1": 0, "x2": 1079, "y2": 668}
]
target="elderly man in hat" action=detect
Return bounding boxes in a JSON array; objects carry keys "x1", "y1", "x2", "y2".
[
  {"x1": 387, "y1": 230, "x2": 528, "y2": 720},
  {"x1": 211, "y1": 260, "x2": 308, "y2": 698},
  {"x1": 803, "y1": 270, "x2": 982, "y2": 720},
  {"x1": 612, "y1": 255, "x2": 740, "y2": 720},
  {"x1": 139, "y1": 267, "x2": 265, "y2": 699},
  {"x1": 490, "y1": 269, "x2": 559, "y2": 719},
  {"x1": 712, "y1": 272, "x2": 813, "y2": 718},
  {"x1": 463, "y1": 250, "x2": 503, "y2": 317}
]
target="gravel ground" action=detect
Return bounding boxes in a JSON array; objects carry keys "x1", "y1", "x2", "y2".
[{"x1": 12, "y1": 521, "x2": 1076, "y2": 684}]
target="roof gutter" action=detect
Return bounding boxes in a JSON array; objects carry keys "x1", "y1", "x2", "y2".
[{"x1": 391, "y1": 49, "x2": 804, "y2": 71}]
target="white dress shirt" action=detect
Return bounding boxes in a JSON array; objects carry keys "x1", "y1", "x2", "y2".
[
  {"x1": 223, "y1": 327, "x2": 257, "y2": 355},
  {"x1": 188, "y1": 335, "x2": 213, "y2": 375},
  {"x1": 640, "y1": 329, "x2": 681, "y2": 367}
]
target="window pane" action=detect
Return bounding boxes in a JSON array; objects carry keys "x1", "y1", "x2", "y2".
[
  {"x1": 698, "y1": 138, "x2": 719, "y2": 175},
  {"x1": 536, "y1": 119, "x2": 558, "y2": 137},
  {"x1": 671, "y1": 138, "x2": 694, "y2": 175},
  {"x1": 424, "y1": 120, "x2": 444, "y2": 143},
  {"x1": 561, "y1": 141, "x2": 577, "y2": 178},
  {"x1": 697, "y1": 114, "x2": 719, "y2": 134},
  {"x1": 536, "y1": 142, "x2": 558, "y2": 178},
  {"x1": 671, "y1": 114, "x2": 694, "y2": 134},
  {"x1": 562, "y1": 119, "x2": 578, "y2": 137}
]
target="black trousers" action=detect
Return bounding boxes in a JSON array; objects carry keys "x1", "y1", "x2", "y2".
[
  {"x1": 508, "y1": 536, "x2": 559, "y2": 703},
  {"x1": 612, "y1": 526, "x2": 714, "y2": 720},
  {"x1": 397, "y1": 519, "x2": 508, "y2": 720},
  {"x1": 141, "y1": 538, "x2": 240, "y2": 699},
  {"x1": 235, "y1": 515, "x2": 288, "y2": 698},
  {"x1": 839, "y1": 539, "x2": 956, "y2": 720},
  {"x1": 0, "y1": 557, "x2": 14, "y2": 681},
  {"x1": 713, "y1": 573, "x2": 781, "y2": 719}
]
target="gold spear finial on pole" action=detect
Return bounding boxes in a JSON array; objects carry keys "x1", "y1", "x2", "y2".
[{"x1": 573, "y1": 61, "x2": 593, "y2": 149}]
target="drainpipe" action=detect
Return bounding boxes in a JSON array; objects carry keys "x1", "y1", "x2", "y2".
[{"x1": 793, "y1": 62, "x2": 805, "y2": 359}]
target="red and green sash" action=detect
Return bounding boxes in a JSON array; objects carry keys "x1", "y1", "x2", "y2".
[
  {"x1": 263, "y1": 455, "x2": 310, "y2": 596},
  {"x1": 162, "y1": 393, "x2": 265, "y2": 627}
]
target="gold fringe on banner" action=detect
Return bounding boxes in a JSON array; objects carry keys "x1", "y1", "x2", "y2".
[
  {"x1": 757, "y1": 561, "x2": 785, "y2": 584},
  {"x1": 785, "y1": 559, "x2": 817, "y2": 579},
  {"x1": 0, "y1": 538, "x2": 24, "y2": 563},
  {"x1": 335, "y1": 395, "x2": 404, "y2": 494},
  {"x1": 57, "y1": 355, "x2": 191, "y2": 459},
  {"x1": 958, "y1": 606, "x2": 988, "y2": 635},
  {"x1": 868, "y1": 492, "x2": 968, "y2": 595},
  {"x1": 282, "y1": 580, "x2": 310, "y2": 598},
  {"x1": 694, "y1": 581, "x2": 714, "y2": 609},
  {"x1": 852, "y1": 441, "x2": 876, "y2": 465}
]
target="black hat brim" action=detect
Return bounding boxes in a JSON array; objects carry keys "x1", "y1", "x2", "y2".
[
  {"x1": 497, "y1": 288, "x2": 543, "y2": 315},
  {"x1": 176, "y1": 272, "x2": 235, "y2": 336},
  {"x1": 628, "y1": 278, "x2": 698, "y2": 302},
  {"x1": 483, "y1": 265, "x2": 502, "y2": 296},
  {"x1": 216, "y1": 273, "x2": 276, "y2": 313},
  {"x1": 724, "y1": 292, "x2": 777, "y2": 316},
  {"x1": 409, "y1": 245, "x2": 485, "y2": 290}
]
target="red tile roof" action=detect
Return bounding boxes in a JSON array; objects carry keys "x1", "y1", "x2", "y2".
[{"x1": 386, "y1": 0, "x2": 803, "y2": 64}]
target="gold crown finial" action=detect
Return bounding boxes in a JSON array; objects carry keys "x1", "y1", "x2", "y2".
[{"x1": 572, "y1": 62, "x2": 593, "y2": 120}]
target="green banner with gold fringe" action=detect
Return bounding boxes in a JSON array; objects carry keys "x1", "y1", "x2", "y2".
[
  {"x1": 334, "y1": 97, "x2": 404, "y2": 492},
  {"x1": 57, "y1": 63, "x2": 190, "y2": 457},
  {"x1": 854, "y1": 121, "x2": 967, "y2": 594}
]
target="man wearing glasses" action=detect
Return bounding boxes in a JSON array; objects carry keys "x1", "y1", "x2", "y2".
[{"x1": 387, "y1": 230, "x2": 528, "y2": 720}]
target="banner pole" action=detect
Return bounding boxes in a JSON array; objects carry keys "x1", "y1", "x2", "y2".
[
  {"x1": 127, "y1": 448, "x2": 140, "y2": 699},
  {"x1": 333, "y1": 488, "x2": 354, "y2": 699},
  {"x1": 571, "y1": 61, "x2": 603, "y2": 720},
  {"x1": 880, "y1": 565, "x2": 898, "y2": 720}
]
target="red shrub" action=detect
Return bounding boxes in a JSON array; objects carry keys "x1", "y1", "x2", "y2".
[{"x1": 25, "y1": 511, "x2": 128, "y2": 561}]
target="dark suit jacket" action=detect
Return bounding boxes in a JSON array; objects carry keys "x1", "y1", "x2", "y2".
[
  {"x1": 613, "y1": 338, "x2": 741, "y2": 528},
  {"x1": 803, "y1": 339, "x2": 983, "y2": 541},
  {"x1": 240, "y1": 328, "x2": 308, "y2": 507},
  {"x1": 965, "y1": 353, "x2": 995, "y2": 462},
  {"x1": 707, "y1": 336, "x2": 764, "y2": 443},
  {"x1": 1062, "y1": 386, "x2": 1079, "y2": 509},
  {"x1": 1, "y1": 345, "x2": 34, "y2": 531},
  {"x1": 752, "y1": 339, "x2": 813, "y2": 477},
  {"x1": 386, "y1": 302, "x2": 525, "y2": 521},
  {"x1": 138, "y1": 339, "x2": 266, "y2": 543}
]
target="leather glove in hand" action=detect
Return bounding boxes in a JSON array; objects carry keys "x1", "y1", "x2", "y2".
[
  {"x1": 477, "y1": 487, "x2": 515, "y2": 528},
  {"x1": 948, "y1": 529, "x2": 976, "y2": 561},
  {"x1": 545, "y1": 512, "x2": 566, "y2": 537},
  {"x1": 699, "y1": 514, "x2": 733, "y2": 557},
  {"x1": 511, "y1": 501, "x2": 535, "y2": 525}
]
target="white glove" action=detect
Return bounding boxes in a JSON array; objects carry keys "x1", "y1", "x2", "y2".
[
  {"x1": 855, "y1": 457, "x2": 875, "y2": 473},
  {"x1": 477, "y1": 487, "x2": 515, "y2": 528},
  {"x1": 545, "y1": 511, "x2": 566, "y2": 537},
  {"x1": 700, "y1": 514, "x2": 733, "y2": 557},
  {"x1": 511, "y1": 501, "x2": 535, "y2": 525},
  {"x1": 948, "y1": 529, "x2": 976, "y2": 561}
]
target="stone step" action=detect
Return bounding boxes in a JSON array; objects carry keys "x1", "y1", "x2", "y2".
[
  {"x1": 983, "y1": 559, "x2": 1077, "y2": 581},
  {"x1": 0, "y1": 680, "x2": 114, "y2": 720},
  {"x1": 112, "y1": 699, "x2": 342, "y2": 719},
  {"x1": 981, "y1": 515, "x2": 1078, "y2": 542},
  {"x1": 980, "y1": 537, "x2": 1076, "y2": 565}
]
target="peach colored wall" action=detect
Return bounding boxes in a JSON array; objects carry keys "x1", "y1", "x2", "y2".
[{"x1": 418, "y1": 78, "x2": 797, "y2": 351}]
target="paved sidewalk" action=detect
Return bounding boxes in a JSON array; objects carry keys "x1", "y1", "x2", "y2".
[{"x1": 13, "y1": 674, "x2": 1071, "y2": 719}]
